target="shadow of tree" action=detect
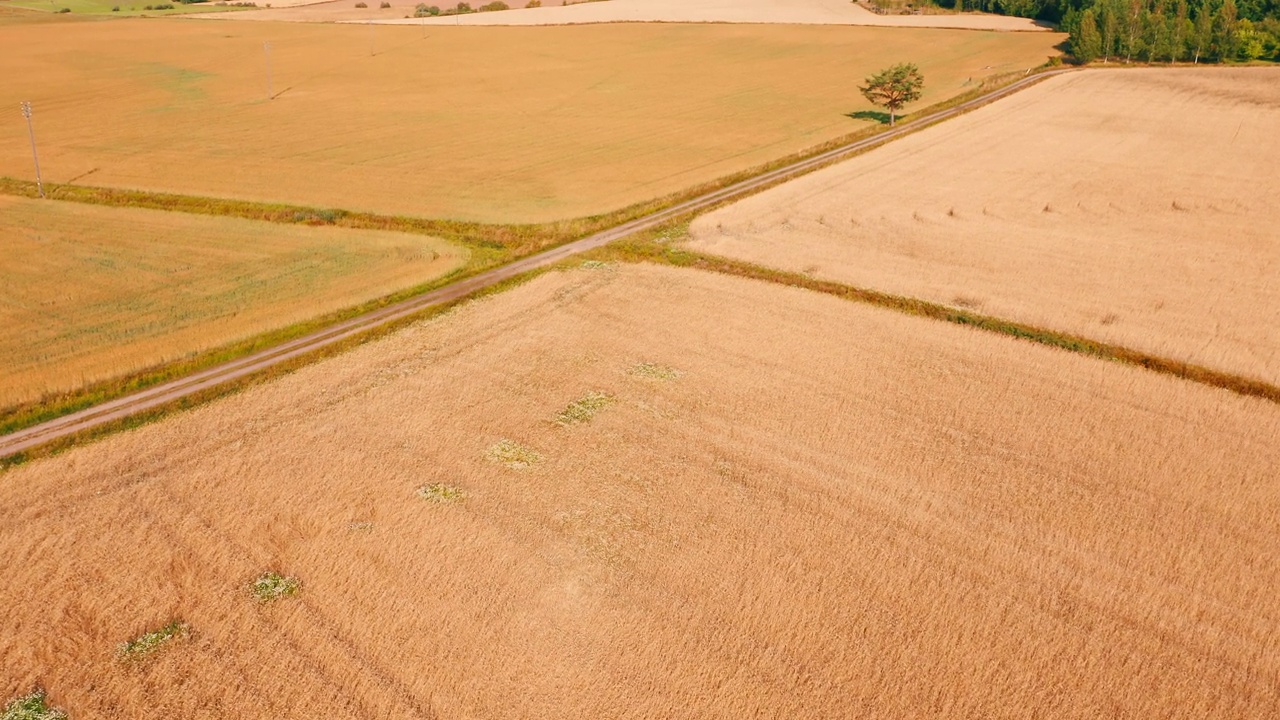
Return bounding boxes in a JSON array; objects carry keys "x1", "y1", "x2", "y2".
[{"x1": 846, "y1": 110, "x2": 892, "y2": 124}]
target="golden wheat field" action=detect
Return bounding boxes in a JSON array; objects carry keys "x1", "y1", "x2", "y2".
[
  {"x1": 0, "y1": 195, "x2": 463, "y2": 408},
  {"x1": 3, "y1": 263, "x2": 1278, "y2": 718},
  {"x1": 0, "y1": 17, "x2": 1060, "y2": 223},
  {"x1": 689, "y1": 67, "x2": 1280, "y2": 385}
]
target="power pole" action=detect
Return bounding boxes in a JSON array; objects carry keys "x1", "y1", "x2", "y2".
[
  {"x1": 20, "y1": 102, "x2": 44, "y2": 199},
  {"x1": 264, "y1": 42, "x2": 273, "y2": 100}
]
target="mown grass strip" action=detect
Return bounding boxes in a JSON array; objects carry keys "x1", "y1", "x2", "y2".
[{"x1": 589, "y1": 236, "x2": 1280, "y2": 406}]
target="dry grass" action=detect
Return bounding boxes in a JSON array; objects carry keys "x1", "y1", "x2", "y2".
[
  {"x1": 689, "y1": 67, "x2": 1280, "y2": 385},
  {"x1": 0, "y1": 19, "x2": 1060, "y2": 223},
  {"x1": 0, "y1": 195, "x2": 464, "y2": 408},
  {"x1": 2, "y1": 264, "x2": 1277, "y2": 717}
]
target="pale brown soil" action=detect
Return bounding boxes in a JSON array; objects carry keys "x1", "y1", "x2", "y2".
[
  {"x1": 3, "y1": 264, "x2": 1278, "y2": 717},
  {"x1": 0, "y1": 196, "x2": 464, "y2": 407},
  {"x1": 359, "y1": 0, "x2": 1044, "y2": 30},
  {"x1": 216, "y1": 0, "x2": 539, "y2": 20},
  {"x1": 690, "y1": 68, "x2": 1280, "y2": 385},
  {"x1": 0, "y1": 20, "x2": 1060, "y2": 223}
]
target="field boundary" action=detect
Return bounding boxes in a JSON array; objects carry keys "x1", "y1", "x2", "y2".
[
  {"x1": 0, "y1": 66, "x2": 1076, "y2": 464},
  {"x1": 594, "y1": 237, "x2": 1280, "y2": 406}
]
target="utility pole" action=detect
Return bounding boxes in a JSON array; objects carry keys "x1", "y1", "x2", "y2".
[
  {"x1": 264, "y1": 42, "x2": 273, "y2": 100},
  {"x1": 20, "y1": 102, "x2": 44, "y2": 198}
]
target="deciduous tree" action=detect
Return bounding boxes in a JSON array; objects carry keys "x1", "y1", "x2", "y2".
[{"x1": 859, "y1": 63, "x2": 924, "y2": 127}]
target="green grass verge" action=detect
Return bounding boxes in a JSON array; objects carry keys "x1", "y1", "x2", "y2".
[
  {"x1": 0, "y1": 263, "x2": 553, "y2": 471},
  {"x1": 0, "y1": 63, "x2": 1063, "y2": 450},
  {"x1": 586, "y1": 233, "x2": 1280, "y2": 407}
]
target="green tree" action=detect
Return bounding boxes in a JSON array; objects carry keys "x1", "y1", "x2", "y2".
[
  {"x1": 1074, "y1": 8, "x2": 1106, "y2": 60},
  {"x1": 859, "y1": 63, "x2": 925, "y2": 127},
  {"x1": 1122, "y1": 0, "x2": 1148, "y2": 62},
  {"x1": 1215, "y1": 0, "x2": 1241, "y2": 57},
  {"x1": 1192, "y1": 3, "x2": 1215, "y2": 62},
  {"x1": 1170, "y1": 0, "x2": 1191, "y2": 61},
  {"x1": 1099, "y1": 0, "x2": 1123, "y2": 60},
  {"x1": 1237, "y1": 18, "x2": 1268, "y2": 56},
  {"x1": 1145, "y1": 0, "x2": 1171, "y2": 60}
]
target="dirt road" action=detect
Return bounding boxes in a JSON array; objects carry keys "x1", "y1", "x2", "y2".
[{"x1": 0, "y1": 68, "x2": 1072, "y2": 461}]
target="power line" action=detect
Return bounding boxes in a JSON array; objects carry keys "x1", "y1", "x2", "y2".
[
  {"x1": 20, "y1": 101, "x2": 44, "y2": 199},
  {"x1": 264, "y1": 42, "x2": 273, "y2": 100}
]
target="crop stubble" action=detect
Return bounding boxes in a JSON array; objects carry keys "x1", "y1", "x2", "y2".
[
  {"x1": 326, "y1": 0, "x2": 1044, "y2": 30},
  {"x1": 0, "y1": 19, "x2": 1060, "y2": 223},
  {"x1": 689, "y1": 68, "x2": 1280, "y2": 385},
  {"x1": 2, "y1": 264, "x2": 1277, "y2": 717},
  {"x1": 0, "y1": 195, "x2": 464, "y2": 407}
]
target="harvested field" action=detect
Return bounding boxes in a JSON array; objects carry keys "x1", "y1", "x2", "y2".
[
  {"x1": 0, "y1": 196, "x2": 463, "y2": 408},
  {"x1": 0, "y1": 19, "x2": 1060, "y2": 223},
  {"x1": 3, "y1": 263, "x2": 1278, "y2": 717},
  {"x1": 368, "y1": 0, "x2": 1044, "y2": 30},
  {"x1": 223, "y1": 0, "x2": 541, "y2": 22},
  {"x1": 689, "y1": 68, "x2": 1280, "y2": 385}
]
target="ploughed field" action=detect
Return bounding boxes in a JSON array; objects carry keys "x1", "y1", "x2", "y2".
[
  {"x1": 0, "y1": 196, "x2": 463, "y2": 408},
  {"x1": 4, "y1": 264, "x2": 1278, "y2": 718},
  {"x1": 0, "y1": 18, "x2": 1060, "y2": 223},
  {"x1": 689, "y1": 68, "x2": 1280, "y2": 385}
]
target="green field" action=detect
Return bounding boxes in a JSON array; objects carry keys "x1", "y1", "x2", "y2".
[{"x1": 5, "y1": 0, "x2": 248, "y2": 15}]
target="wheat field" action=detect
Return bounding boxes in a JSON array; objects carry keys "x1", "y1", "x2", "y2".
[
  {"x1": 689, "y1": 67, "x2": 1280, "y2": 385},
  {"x1": 0, "y1": 195, "x2": 464, "y2": 407},
  {"x1": 0, "y1": 17, "x2": 1060, "y2": 223},
  {"x1": 3, "y1": 264, "x2": 1277, "y2": 718}
]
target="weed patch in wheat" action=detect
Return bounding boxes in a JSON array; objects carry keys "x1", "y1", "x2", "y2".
[
  {"x1": 251, "y1": 572, "x2": 301, "y2": 602},
  {"x1": 118, "y1": 620, "x2": 187, "y2": 660},
  {"x1": 417, "y1": 483, "x2": 466, "y2": 503},
  {"x1": 486, "y1": 439, "x2": 543, "y2": 469},
  {"x1": 629, "y1": 363, "x2": 682, "y2": 381},
  {"x1": 1, "y1": 690, "x2": 66, "y2": 720},
  {"x1": 554, "y1": 391, "x2": 615, "y2": 426}
]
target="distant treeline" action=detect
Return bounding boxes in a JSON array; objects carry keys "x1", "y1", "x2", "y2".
[{"x1": 936, "y1": 0, "x2": 1280, "y2": 62}]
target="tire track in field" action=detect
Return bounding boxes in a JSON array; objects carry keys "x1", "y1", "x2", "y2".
[
  {"x1": 0, "y1": 68, "x2": 1075, "y2": 461},
  {"x1": 149, "y1": 484, "x2": 442, "y2": 719}
]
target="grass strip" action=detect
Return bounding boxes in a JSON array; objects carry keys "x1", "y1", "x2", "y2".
[
  {"x1": 589, "y1": 235, "x2": 1280, "y2": 407},
  {"x1": 0, "y1": 64, "x2": 1056, "y2": 253},
  {"x1": 0, "y1": 258, "x2": 497, "y2": 436},
  {"x1": 0, "y1": 264, "x2": 553, "y2": 470},
  {"x1": 0, "y1": 64, "x2": 1063, "y2": 446}
]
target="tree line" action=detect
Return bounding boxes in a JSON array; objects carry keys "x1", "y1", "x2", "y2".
[{"x1": 937, "y1": 0, "x2": 1279, "y2": 62}]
